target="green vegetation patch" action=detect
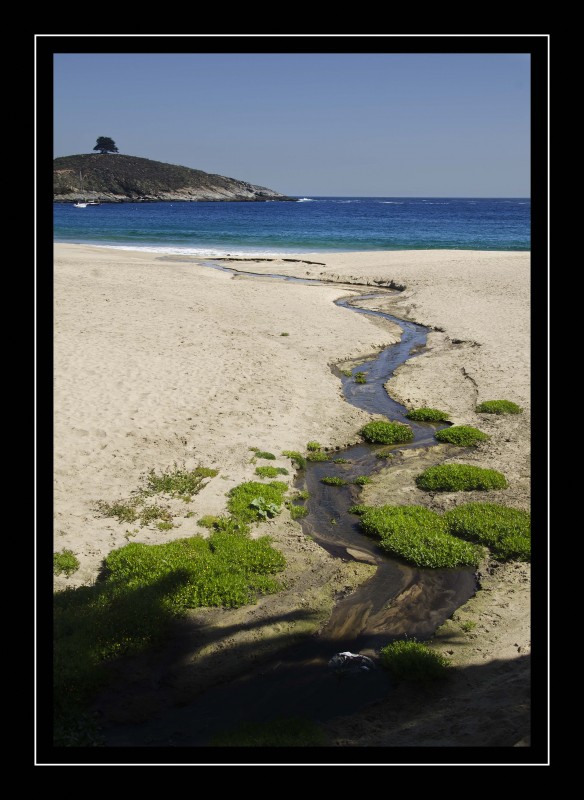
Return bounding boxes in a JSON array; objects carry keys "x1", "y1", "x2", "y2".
[
  {"x1": 375, "y1": 450, "x2": 395, "y2": 459},
  {"x1": 306, "y1": 441, "x2": 322, "y2": 452},
  {"x1": 320, "y1": 476, "x2": 347, "y2": 486},
  {"x1": 444, "y1": 502, "x2": 530, "y2": 561},
  {"x1": 255, "y1": 466, "x2": 289, "y2": 478},
  {"x1": 406, "y1": 408, "x2": 450, "y2": 422},
  {"x1": 380, "y1": 640, "x2": 450, "y2": 682},
  {"x1": 354, "y1": 476, "x2": 372, "y2": 486},
  {"x1": 54, "y1": 550, "x2": 80, "y2": 577},
  {"x1": 476, "y1": 399, "x2": 523, "y2": 415},
  {"x1": 358, "y1": 504, "x2": 482, "y2": 568},
  {"x1": 348, "y1": 504, "x2": 368, "y2": 516},
  {"x1": 306, "y1": 451, "x2": 329, "y2": 462},
  {"x1": 253, "y1": 451, "x2": 276, "y2": 460},
  {"x1": 354, "y1": 372, "x2": 367, "y2": 384},
  {"x1": 360, "y1": 420, "x2": 414, "y2": 444},
  {"x1": 227, "y1": 481, "x2": 288, "y2": 523},
  {"x1": 281, "y1": 450, "x2": 306, "y2": 469},
  {"x1": 435, "y1": 426, "x2": 490, "y2": 447},
  {"x1": 211, "y1": 717, "x2": 327, "y2": 747},
  {"x1": 198, "y1": 515, "x2": 250, "y2": 535},
  {"x1": 287, "y1": 504, "x2": 309, "y2": 520},
  {"x1": 333, "y1": 458, "x2": 350, "y2": 464},
  {"x1": 416, "y1": 464, "x2": 508, "y2": 492},
  {"x1": 145, "y1": 465, "x2": 218, "y2": 500}
]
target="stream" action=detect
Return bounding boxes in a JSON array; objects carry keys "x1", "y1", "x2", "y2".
[{"x1": 103, "y1": 259, "x2": 477, "y2": 747}]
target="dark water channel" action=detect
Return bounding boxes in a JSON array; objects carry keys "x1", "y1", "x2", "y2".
[{"x1": 104, "y1": 260, "x2": 477, "y2": 747}]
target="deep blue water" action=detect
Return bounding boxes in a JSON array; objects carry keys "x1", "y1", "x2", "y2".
[{"x1": 53, "y1": 197, "x2": 530, "y2": 254}]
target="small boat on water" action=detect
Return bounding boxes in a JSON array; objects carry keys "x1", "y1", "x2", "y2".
[{"x1": 74, "y1": 172, "x2": 88, "y2": 208}]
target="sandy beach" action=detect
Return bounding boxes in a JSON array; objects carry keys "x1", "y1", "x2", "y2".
[{"x1": 53, "y1": 243, "x2": 531, "y2": 748}]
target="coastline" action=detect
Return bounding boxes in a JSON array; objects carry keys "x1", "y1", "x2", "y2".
[{"x1": 53, "y1": 243, "x2": 531, "y2": 746}]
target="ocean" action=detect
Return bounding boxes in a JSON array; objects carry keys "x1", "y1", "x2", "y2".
[{"x1": 53, "y1": 197, "x2": 530, "y2": 255}]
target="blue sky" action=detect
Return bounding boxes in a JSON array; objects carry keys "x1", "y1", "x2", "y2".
[{"x1": 53, "y1": 52, "x2": 530, "y2": 197}]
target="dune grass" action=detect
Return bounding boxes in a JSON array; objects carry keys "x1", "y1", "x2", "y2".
[{"x1": 416, "y1": 464, "x2": 508, "y2": 492}]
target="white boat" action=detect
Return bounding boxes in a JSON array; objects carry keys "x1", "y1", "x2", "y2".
[{"x1": 74, "y1": 172, "x2": 88, "y2": 208}]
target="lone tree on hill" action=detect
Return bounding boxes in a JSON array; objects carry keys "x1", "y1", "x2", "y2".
[{"x1": 93, "y1": 137, "x2": 119, "y2": 154}]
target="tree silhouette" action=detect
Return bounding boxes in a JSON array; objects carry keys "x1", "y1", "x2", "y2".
[{"x1": 93, "y1": 137, "x2": 119, "y2": 155}]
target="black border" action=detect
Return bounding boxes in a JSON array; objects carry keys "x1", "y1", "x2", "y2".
[{"x1": 37, "y1": 34, "x2": 549, "y2": 767}]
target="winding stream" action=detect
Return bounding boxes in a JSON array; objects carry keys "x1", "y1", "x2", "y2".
[{"x1": 103, "y1": 259, "x2": 477, "y2": 747}]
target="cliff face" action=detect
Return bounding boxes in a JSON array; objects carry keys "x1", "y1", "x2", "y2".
[{"x1": 53, "y1": 154, "x2": 294, "y2": 202}]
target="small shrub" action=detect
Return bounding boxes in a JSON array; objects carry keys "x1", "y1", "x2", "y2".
[
  {"x1": 211, "y1": 717, "x2": 327, "y2": 747},
  {"x1": 360, "y1": 421, "x2": 414, "y2": 444},
  {"x1": 435, "y1": 426, "x2": 490, "y2": 447},
  {"x1": 354, "y1": 476, "x2": 372, "y2": 486},
  {"x1": 461, "y1": 620, "x2": 477, "y2": 632},
  {"x1": 295, "y1": 490, "x2": 310, "y2": 500},
  {"x1": 416, "y1": 465, "x2": 508, "y2": 492},
  {"x1": 227, "y1": 481, "x2": 288, "y2": 523},
  {"x1": 281, "y1": 450, "x2": 306, "y2": 469},
  {"x1": 156, "y1": 521, "x2": 174, "y2": 531},
  {"x1": 54, "y1": 550, "x2": 80, "y2": 577},
  {"x1": 255, "y1": 466, "x2": 289, "y2": 478},
  {"x1": 380, "y1": 640, "x2": 450, "y2": 682},
  {"x1": 139, "y1": 504, "x2": 173, "y2": 527},
  {"x1": 306, "y1": 452, "x2": 329, "y2": 462},
  {"x1": 476, "y1": 400, "x2": 523, "y2": 415},
  {"x1": 358, "y1": 504, "x2": 482, "y2": 568},
  {"x1": 348, "y1": 504, "x2": 367, "y2": 515},
  {"x1": 96, "y1": 500, "x2": 139, "y2": 524},
  {"x1": 354, "y1": 372, "x2": 367, "y2": 384},
  {"x1": 406, "y1": 408, "x2": 450, "y2": 422},
  {"x1": 145, "y1": 465, "x2": 218, "y2": 500},
  {"x1": 340, "y1": 369, "x2": 353, "y2": 377},
  {"x1": 444, "y1": 502, "x2": 530, "y2": 561},
  {"x1": 306, "y1": 441, "x2": 322, "y2": 452},
  {"x1": 254, "y1": 451, "x2": 276, "y2": 460},
  {"x1": 320, "y1": 476, "x2": 347, "y2": 486}
]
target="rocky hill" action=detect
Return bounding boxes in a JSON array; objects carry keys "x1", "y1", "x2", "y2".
[{"x1": 53, "y1": 154, "x2": 294, "y2": 203}]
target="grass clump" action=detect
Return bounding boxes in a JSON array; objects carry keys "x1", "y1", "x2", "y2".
[
  {"x1": 435, "y1": 426, "x2": 490, "y2": 447},
  {"x1": 461, "y1": 620, "x2": 477, "y2": 632},
  {"x1": 380, "y1": 639, "x2": 450, "y2": 682},
  {"x1": 340, "y1": 368, "x2": 353, "y2": 377},
  {"x1": 348, "y1": 504, "x2": 368, "y2": 515},
  {"x1": 306, "y1": 441, "x2": 322, "y2": 452},
  {"x1": 476, "y1": 400, "x2": 523, "y2": 415},
  {"x1": 254, "y1": 451, "x2": 276, "y2": 460},
  {"x1": 416, "y1": 464, "x2": 508, "y2": 492},
  {"x1": 333, "y1": 458, "x2": 350, "y2": 464},
  {"x1": 255, "y1": 466, "x2": 289, "y2": 478},
  {"x1": 295, "y1": 490, "x2": 310, "y2": 500},
  {"x1": 360, "y1": 420, "x2": 414, "y2": 444},
  {"x1": 227, "y1": 481, "x2": 287, "y2": 523},
  {"x1": 306, "y1": 451, "x2": 329, "y2": 462},
  {"x1": 198, "y1": 515, "x2": 250, "y2": 535},
  {"x1": 54, "y1": 550, "x2": 80, "y2": 577},
  {"x1": 211, "y1": 717, "x2": 327, "y2": 747},
  {"x1": 375, "y1": 450, "x2": 395, "y2": 459},
  {"x1": 354, "y1": 476, "x2": 372, "y2": 486},
  {"x1": 145, "y1": 465, "x2": 218, "y2": 500},
  {"x1": 444, "y1": 502, "x2": 530, "y2": 561},
  {"x1": 280, "y1": 332, "x2": 289, "y2": 336},
  {"x1": 287, "y1": 503, "x2": 309, "y2": 520},
  {"x1": 358, "y1": 504, "x2": 482, "y2": 568},
  {"x1": 138, "y1": 504, "x2": 173, "y2": 527},
  {"x1": 320, "y1": 476, "x2": 347, "y2": 486},
  {"x1": 354, "y1": 372, "x2": 367, "y2": 384},
  {"x1": 281, "y1": 450, "x2": 306, "y2": 469},
  {"x1": 406, "y1": 408, "x2": 450, "y2": 422},
  {"x1": 156, "y1": 521, "x2": 174, "y2": 531}
]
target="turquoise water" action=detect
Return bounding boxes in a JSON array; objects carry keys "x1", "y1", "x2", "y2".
[{"x1": 53, "y1": 197, "x2": 530, "y2": 254}]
